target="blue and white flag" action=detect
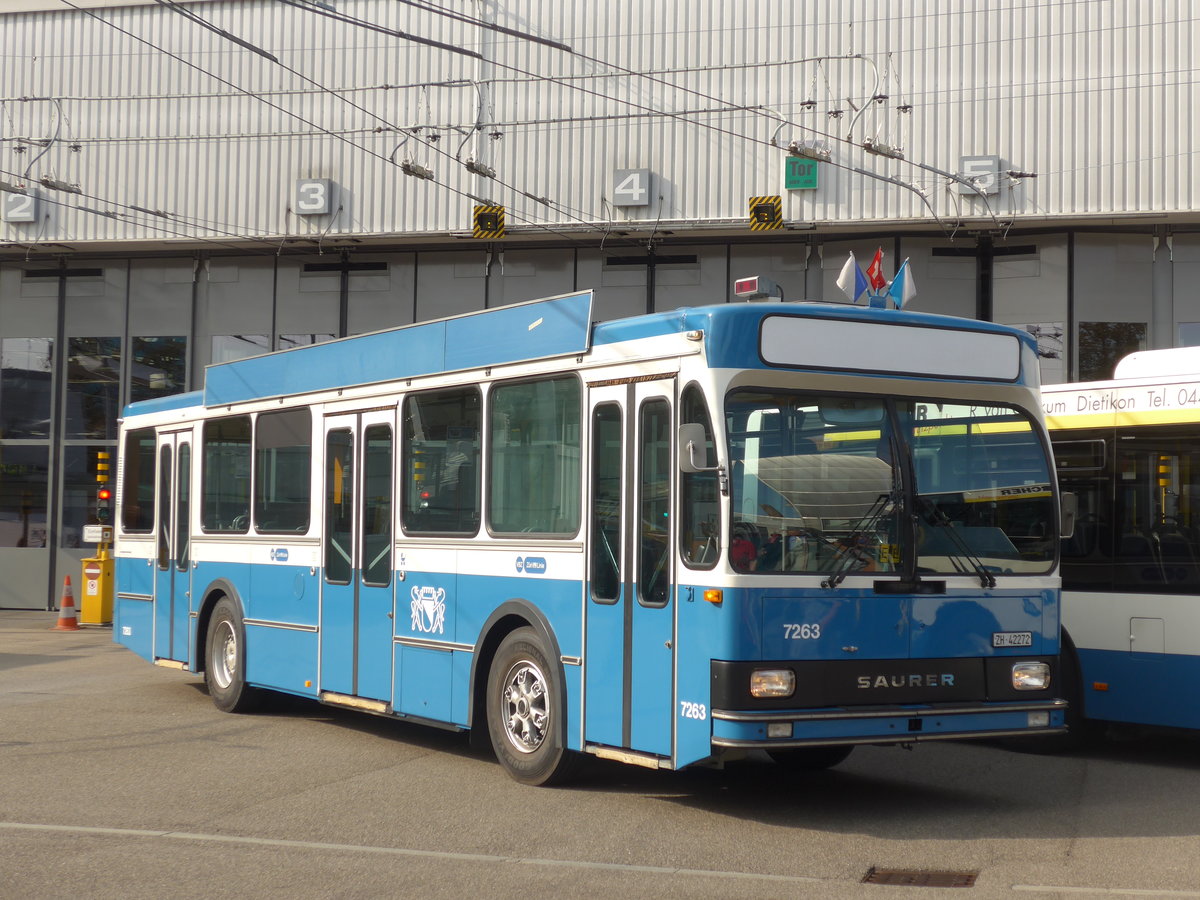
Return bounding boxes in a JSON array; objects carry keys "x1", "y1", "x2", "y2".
[
  {"x1": 888, "y1": 257, "x2": 917, "y2": 308},
  {"x1": 836, "y1": 251, "x2": 869, "y2": 303}
]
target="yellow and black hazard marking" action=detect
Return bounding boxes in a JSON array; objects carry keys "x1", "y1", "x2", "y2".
[
  {"x1": 473, "y1": 204, "x2": 505, "y2": 238},
  {"x1": 748, "y1": 195, "x2": 783, "y2": 230}
]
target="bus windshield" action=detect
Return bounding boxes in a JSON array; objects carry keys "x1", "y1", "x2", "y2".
[{"x1": 726, "y1": 391, "x2": 1055, "y2": 576}]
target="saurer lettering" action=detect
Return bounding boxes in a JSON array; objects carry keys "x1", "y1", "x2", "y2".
[{"x1": 856, "y1": 673, "x2": 956, "y2": 689}]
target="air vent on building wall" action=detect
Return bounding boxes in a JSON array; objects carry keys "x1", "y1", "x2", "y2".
[
  {"x1": 931, "y1": 245, "x2": 1038, "y2": 258},
  {"x1": 604, "y1": 255, "x2": 698, "y2": 267},
  {"x1": 301, "y1": 262, "x2": 389, "y2": 274},
  {"x1": 22, "y1": 268, "x2": 104, "y2": 279}
]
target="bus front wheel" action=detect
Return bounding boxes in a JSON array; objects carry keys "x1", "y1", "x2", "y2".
[
  {"x1": 204, "y1": 597, "x2": 262, "y2": 714},
  {"x1": 485, "y1": 627, "x2": 578, "y2": 785}
]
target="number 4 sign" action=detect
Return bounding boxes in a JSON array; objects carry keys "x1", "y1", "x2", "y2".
[{"x1": 612, "y1": 169, "x2": 653, "y2": 207}]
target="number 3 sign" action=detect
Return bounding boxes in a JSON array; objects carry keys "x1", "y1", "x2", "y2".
[{"x1": 294, "y1": 179, "x2": 334, "y2": 215}]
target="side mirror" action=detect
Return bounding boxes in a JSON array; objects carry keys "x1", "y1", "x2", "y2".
[
  {"x1": 1059, "y1": 491, "x2": 1077, "y2": 540},
  {"x1": 678, "y1": 423, "x2": 710, "y2": 473}
]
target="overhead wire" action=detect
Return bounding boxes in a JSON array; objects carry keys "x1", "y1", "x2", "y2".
[
  {"x1": 55, "y1": 0, "x2": 605, "y2": 250},
  {"x1": 31, "y1": 0, "x2": 1148, "y2": 246},
  {"x1": 0, "y1": 165, "x2": 296, "y2": 256}
]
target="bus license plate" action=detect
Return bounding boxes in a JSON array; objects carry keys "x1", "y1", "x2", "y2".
[{"x1": 992, "y1": 631, "x2": 1033, "y2": 647}]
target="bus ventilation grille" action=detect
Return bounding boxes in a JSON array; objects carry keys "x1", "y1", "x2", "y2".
[{"x1": 862, "y1": 867, "x2": 978, "y2": 888}]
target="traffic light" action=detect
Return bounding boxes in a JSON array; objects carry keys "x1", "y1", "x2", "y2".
[{"x1": 96, "y1": 487, "x2": 112, "y2": 523}]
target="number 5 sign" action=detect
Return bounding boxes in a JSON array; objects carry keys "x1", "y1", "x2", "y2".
[{"x1": 957, "y1": 155, "x2": 1001, "y2": 196}]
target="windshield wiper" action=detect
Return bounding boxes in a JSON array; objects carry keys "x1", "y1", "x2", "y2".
[
  {"x1": 823, "y1": 491, "x2": 898, "y2": 589},
  {"x1": 917, "y1": 498, "x2": 997, "y2": 589}
]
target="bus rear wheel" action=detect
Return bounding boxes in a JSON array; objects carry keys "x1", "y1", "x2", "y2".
[
  {"x1": 486, "y1": 627, "x2": 578, "y2": 785},
  {"x1": 767, "y1": 745, "x2": 854, "y2": 770},
  {"x1": 204, "y1": 597, "x2": 262, "y2": 714}
]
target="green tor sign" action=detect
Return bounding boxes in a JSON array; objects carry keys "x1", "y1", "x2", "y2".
[{"x1": 784, "y1": 157, "x2": 819, "y2": 190}]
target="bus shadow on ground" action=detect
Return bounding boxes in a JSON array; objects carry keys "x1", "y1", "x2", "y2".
[{"x1": 185, "y1": 680, "x2": 1200, "y2": 841}]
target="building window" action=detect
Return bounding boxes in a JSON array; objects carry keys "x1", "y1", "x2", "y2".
[
  {"x1": 1078, "y1": 322, "x2": 1146, "y2": 381},
  {"x1": 65, "y1": 337, "x2": 121, "y2": 440},
  {"x1": 131, "y1": 336, "x2": 187, "y2": 404},
  {"x1": 211, "y1": 334, "x2": 269, "y2": 364},
  {"x1": 0, "y1": 338, "x2": 53, "y2": 439},
  {"x1": 0, "y1": 446, "x2": 49, "y2": 548}
]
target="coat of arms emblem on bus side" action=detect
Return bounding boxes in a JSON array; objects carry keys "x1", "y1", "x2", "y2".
[{"x1": 410, "y1": 586, "x2": 446, "y2": 634}]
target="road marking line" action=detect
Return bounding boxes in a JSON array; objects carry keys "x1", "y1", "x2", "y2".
[
  {"x1": 0, "y1": 821, "x2": 820, "y2": 885},
  {"x1": 1014, "y1": 886, "x2": 1200, "y2": 897}
]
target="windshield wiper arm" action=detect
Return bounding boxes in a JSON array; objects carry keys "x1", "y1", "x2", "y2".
[
  {"x1": 823, "y1": 491, "x2": 897, "y2": 589},
  {"x1": 917, "y1": 498, "x2": 997, "y2": 588}
]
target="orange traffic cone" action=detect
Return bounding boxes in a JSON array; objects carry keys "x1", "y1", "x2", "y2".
[{"x1": 53, "y1": 576, "x2": 81, "y2": 631}]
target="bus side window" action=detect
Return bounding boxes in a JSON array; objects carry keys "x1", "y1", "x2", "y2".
[{"x1": 679, "y1": 383, "x2": 719, "y2": 568}]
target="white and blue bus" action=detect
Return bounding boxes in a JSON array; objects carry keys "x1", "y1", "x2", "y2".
[
  {"x1": 113, "y1": 290, "x2": 1066, "y2": 784},
  {"x1": 1044, "y1": 347, "x2": 1200, "y2": 737}
]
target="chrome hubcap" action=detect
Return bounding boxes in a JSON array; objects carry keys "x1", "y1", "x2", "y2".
[
  {"x1": 212, "y1": 620, "x2": 236, "y2": 689},
  {"x1": 501, "y1": 660, "x2": 548, "y2": 754}
]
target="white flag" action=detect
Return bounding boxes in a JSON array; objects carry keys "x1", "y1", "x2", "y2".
[
  {"x1": 836, "y1": 252, "x2": 868, "y2": 302},
  {"x1": 888, "y1": 258, "x2": 917, "y2": 308}
]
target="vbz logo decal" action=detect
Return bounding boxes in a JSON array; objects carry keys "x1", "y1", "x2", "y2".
[{"x1": 410, "y1": 585, "x2": 446, "y2": 634}]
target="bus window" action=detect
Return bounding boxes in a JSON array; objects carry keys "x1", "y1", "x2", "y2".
[
  {"x1": 725, "y1": 391, "x2": 899, "y2": 575},
  {"x1": 905, "y1": 402, "x2": 1055, "y2": 574},
  {"x1": 590, "y1": 404, "x2": 621, "y2": 601},
  {"x1": 362, "y1": 424, "x2": 393, "y2": 587},
  {"x1": 638, "y1": 399, "x2": 671, "y2": 605},
  {"x1": 202, "y1": 416, "x2": 251, "y2": 533},
  {"x1": 489, "y1": 377, "x2": 580, "y2": 536},
  {"x1": 121, "y1": 427, "x2": 156, "y2": 533},
  {"x1": 402, "y1": 387, "x2": 480, "y2": 535},
  {"x1": 254, "y1": 408, "x2": 311, "y2": 533},
  {"x1": 679, "y1": 384, "x2": 718, "y2": 568},
  {"x1": 1113, "y1": 438, "x2": 1200, "y2": 589},
  {"x1": 324, "y1": 429, "x2": 353, "y2": 585}
]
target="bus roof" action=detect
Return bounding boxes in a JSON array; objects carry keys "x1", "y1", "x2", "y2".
[
  {"x1": 123, "y1": 292, "x2": 1039, "y2": 418},
  {"x1": 1113, "y1": 346, "x2": 1200, "y2": 379}
]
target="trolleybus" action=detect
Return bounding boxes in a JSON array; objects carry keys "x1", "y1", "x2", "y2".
[
  {"x1": 1045, "y1": 347, "x2": 1200, "y2": 736},
  {"x1": 113, "y1": 289, "x2": 1066, "y2": 783}
]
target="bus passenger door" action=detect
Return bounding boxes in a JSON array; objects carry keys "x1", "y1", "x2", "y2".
[
  {"x1": 584, "y1": 380, "x2": 676, "y2": 759},
  {"x1": 320, "y1": 410, "x2": 396, "y2": 703},
  {"x1": 152, "y1": 431, "x2": 191, "y2": 664}
]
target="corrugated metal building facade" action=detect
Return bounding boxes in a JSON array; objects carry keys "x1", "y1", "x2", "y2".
[{"x1": 1, "y1": 0, "x2": 1197, "y2": 606}]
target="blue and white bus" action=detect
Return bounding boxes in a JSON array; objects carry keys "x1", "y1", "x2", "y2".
[
  {"x1": 1044, "y1": 347, "x2": 1200, "y2": 737},
  {"x1": 114, "y1": 290, "x2": 1066, "y2": 784}
]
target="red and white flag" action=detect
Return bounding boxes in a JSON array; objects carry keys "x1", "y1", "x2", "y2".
[{"x1": 866, "y1": 248, "x2": 886, "y2": 291}]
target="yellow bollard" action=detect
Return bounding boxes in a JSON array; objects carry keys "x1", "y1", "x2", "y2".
[{"x1": 80, "y1": 550, "x2": 114, "y2": 626}]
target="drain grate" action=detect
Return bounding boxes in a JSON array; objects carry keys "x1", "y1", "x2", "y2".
[{"x1": 863, "y1": 867, "x2": 978, "y2": 888}]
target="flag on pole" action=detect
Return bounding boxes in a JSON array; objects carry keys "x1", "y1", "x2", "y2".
[
  {"x1": 888, "y1": 257, "x2": 917, "y2": 308},
  {"x1": 866, "y1": 247, "x2": 886, "y2": 291},
  {"x1": 836, "y1": 252, "x2": 869, "y2": 303}
]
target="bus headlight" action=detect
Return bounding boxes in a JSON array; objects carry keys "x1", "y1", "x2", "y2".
[
  {"x1": 1012, "y1": 662, "x2": 1051, "y2": 691},
  {"x1": 750, "y1": 669, "x2": 795, "y2": 698}
]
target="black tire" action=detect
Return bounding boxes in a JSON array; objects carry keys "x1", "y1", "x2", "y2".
[
  {"x1": 204, "y1": 597, "x2": 262, "y2": 713},
  {"x1": 767, "y1": 745, "x2": 855, "y2": 770},
  {"x1": 485, "y1": 627, "x2": 579, "y2": 785}
]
